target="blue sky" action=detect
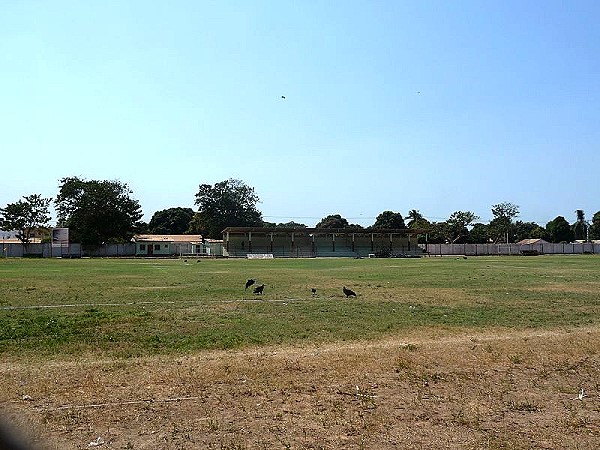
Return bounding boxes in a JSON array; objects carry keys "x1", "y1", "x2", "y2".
[{"x1": 1, "y1": 1, "x2": 599, "y2": 227}]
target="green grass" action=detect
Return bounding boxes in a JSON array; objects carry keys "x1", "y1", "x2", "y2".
[{"x1": 1, "y1": 255, "x2": 599, "y2": 357}]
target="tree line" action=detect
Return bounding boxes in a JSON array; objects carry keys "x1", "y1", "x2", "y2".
[{"x1": 2, "y1": 177, "x2": 600, "y2": 247}]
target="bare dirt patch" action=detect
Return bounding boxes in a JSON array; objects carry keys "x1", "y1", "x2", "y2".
[{"x1": 1, "y1": 326, "x2": 599, "y2": 449}]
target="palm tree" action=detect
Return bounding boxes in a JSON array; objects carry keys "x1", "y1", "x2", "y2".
[
  {"x1": 573, "y1": 209, "x2": 588, "y2": 241},
  {"x1": 406, "y1": 209, "x2": 423, "y2": 228}
]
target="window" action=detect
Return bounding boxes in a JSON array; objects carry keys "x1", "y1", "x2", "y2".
[
  {"x1": 154, "y1": 244, "x2": 161, "y2": 251},
  {"x1": 140, "y1": 244, "x2": 146, "y2": 251}
]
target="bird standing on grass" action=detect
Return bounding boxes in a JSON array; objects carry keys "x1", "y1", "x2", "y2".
[
  {"x1": 245, "y1": 279, "x2": 256, "y2": 290},
  {"x1": 311, "y1": 288, "x2": 317, "y2": 295},
  {"x1": 343, "y1": 286, "x2": 356, "y2": 298},
  {"x1": 253, "y1": 284, "x2": 265, "y2": 295}
]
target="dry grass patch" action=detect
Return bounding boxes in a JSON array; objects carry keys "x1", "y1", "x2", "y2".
[
  {"x1": 1, "y1": 326, "x2": 599, "y2": 449},
  {"x1": 526, "y1": 282, "x2": 600, "y2": 294}
]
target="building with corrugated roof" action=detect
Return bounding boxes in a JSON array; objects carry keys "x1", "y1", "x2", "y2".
[
  {"x1": 517, "y1": 238, "x2": 550, "y2": 245},
  {"x1": 132, "y1": 234, "x2": 202, "y2": 256},
  {"x1": 132, "y1": 234, "x2": 224, "y2": 257},
  {"x1": 222, "y1": 227, "x2": 424, "y2": 258}
]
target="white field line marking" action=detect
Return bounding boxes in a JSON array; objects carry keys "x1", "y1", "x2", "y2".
[
  {"x1": 0, "y1": 301, "x2": 175, "y2": 310},
  {"x1": 32, "y1": 396, "x2": 203, "y2": 412},
  {"x1": 0, "y1": 298, "x2": 303, "y2": 310}
]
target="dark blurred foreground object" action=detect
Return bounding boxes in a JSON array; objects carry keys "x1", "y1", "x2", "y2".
[{"x1": 0, "y1": 420, "x2": 37, "y2": 450}]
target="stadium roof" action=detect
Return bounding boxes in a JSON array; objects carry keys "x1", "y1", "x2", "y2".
[
  {"x1": 132, "y1": 234, "x2": 202, "y2": 243},
  {"x1": 222, "y1": 227, "x2": 425, "y2": 234}
]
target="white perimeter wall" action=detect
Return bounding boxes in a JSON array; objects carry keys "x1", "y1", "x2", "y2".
[{"x1": 421, "y1": 242, "x2": 600, "y2": 256}]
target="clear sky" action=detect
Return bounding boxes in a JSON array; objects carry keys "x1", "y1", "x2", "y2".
[{"x1": 1, "y1": 1, "x2": 599, "y2": 227}]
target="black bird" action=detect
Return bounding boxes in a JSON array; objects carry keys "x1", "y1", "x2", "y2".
[
  {"x1": 253, "y1": 284, "x2": 265, "y2": 295},
  {"x1": 311, "y1": 288, "x2": 317, "y2": 295},
  {"x1": 281, "y1": 95, "x2": 286, "y2": 99},
  {"x1": 245, "y1": 279, "x2": 256, "y2": 290},
  {"x1": 343, "y1": 286, "x2": 356, "y2": 298}
]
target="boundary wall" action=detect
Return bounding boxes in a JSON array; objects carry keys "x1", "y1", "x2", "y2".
[
  {"x1": 3, "y1": 242, "x2": 599, "y2": 258},
  {"x1": 1, "y1": 243, "x2": 135, "y2": 258},
  {"x1": 421, "y1": 242, "x2": 600, "y2": 256}
]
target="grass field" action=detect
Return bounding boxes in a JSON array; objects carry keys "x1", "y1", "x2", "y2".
[
  {"x1": 1, "y1": 255, "x2": 599, "y2": 357},
  {"x1": 1, "y1": 256, "x2": 599, "y2": 449}
]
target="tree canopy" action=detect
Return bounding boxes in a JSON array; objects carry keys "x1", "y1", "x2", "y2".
[
  {"x1": 275, "y1": 221, "x2": 307, "y2": 228},
  {"x1": 314, "y1": 214, "x2": 363, "y2": 229},
  {"x1": 546, "y1": 216, "x2": 574, "y2": 243},
  {"x1": 513, "y1": 221, "x2": 546, "y2": 242},
  {"x1": 406, "y1": 210, "x2": 431, "y2": 243},
  {"x1": 488, "y1": 202, "x2": 519, "y2": 243},
  {"x1": 424, "y1": 222, "x2": 449, "y2": 244},
  {"x1": 372, "y1": 211, "x2": 406, "y2": 229},
  {"x1": 590, "y1": 211, "x2": 600, "y2": 240},
  {"x1": 446, "y1": 211, "x2": 479, "y2": 243},
  {"x1": 192, "y1": 179, "x2": 263, "y2": 238},
  {"x1": 315, "y1": 214, "x2": 349, "y2": 229},
  {"x1": 572, "y1": 210, "x2": 587, "y2": 241},
  {"x1": 148, "y1": 207, "x2": 194, "y2": 235},
  {"x1": 55, "y1": 177, "x2": 143, "y2": 246},
  {"x1": 0, "y1": 194, "x2": 52, "y2": 245},
  {"x1": 469, "y1": 223, "x2": 489, "y2": 244},
  {"x1": 5, "y1": 176, "x2": 600, "y2": 246},
  {"x1": 406, "y1": 209, "x2": 424, "y2": 228}
]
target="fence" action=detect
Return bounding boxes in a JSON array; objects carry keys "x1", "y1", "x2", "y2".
[
  {"x1": 1, "y1": 243, "x2": 136, "y2": 258},
  {"x1": 421, "y1": 242, "x2": 600, "y2": 256},
  {"x1": 2, "y1": 242, "x2": 599, "y2": 258}
]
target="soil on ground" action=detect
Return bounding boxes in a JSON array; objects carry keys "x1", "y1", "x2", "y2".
[{"x1": 1, "y1": 326, "x2": 599, "y2": 449}]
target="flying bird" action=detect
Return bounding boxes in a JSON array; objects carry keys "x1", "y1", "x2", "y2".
[
  {"x1": 281, "y1": 95, "x2": 286, "y2": 99},
  {"x1": 343, "y1": 286, "x2": 357, "y2": 298},
  {"x1": 245, "y1": 279, "x2": 256, "y2": 290},
  {"x1": 253, "y1": 284, "x2": 265, "y2": 295}
]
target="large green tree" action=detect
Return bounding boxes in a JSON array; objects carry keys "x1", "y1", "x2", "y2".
[
  {"x1": 148, "y1": 207, "x2": 194, "y2": 235},
  {"x1": 192, "y1": 179, "x2": 262, "y2": 238},
  {"x1": 572, "y1": 209, "x2": 588, "y2": 241},
  {"x1": 513, "y1": 220, "x2": 544, "y2": 242},
  {"x1": 425, "y1": 221, "x2": 450, "y2": 244},
  {"x1": 545, "y1": 216, "x2": 574, "y2": 243},
  {"x1": 530, "y1": 225, "x2": 550, "y2": 241},
  {"x1": 275, "y1": 221, "x2": 307, "y2": 228},
  {"x1": 372, "y1": 211, "x2": 406, "y2": 229},
  {"x1": 468, "y1": 223, "x2": 489, "y2": 243},
  {"x1": 55, "y1": 177, "x2": 143, "y2": 246},
  {"x1": 315, "y1": 214, "x2": 349, "y2": 229},
  {"x1": 447, "y1": 211, "x2": 479, "y2": 243},
  {"x1": 0, "y1": 194, "x2": 52, "y2": 245},
  {"x1": 488, "y1": 202, "x2": 520, "y2": 243},
  {"x1": 315, "y1": 214, "x2": 363, "y2": 229},
  {"x1": 590, "y1": 211, "x2": 600, "y2": 240},
  {"x1": 406, "y1": 211, "x2": 431, "y2": 243},
  {"x1": 406, "y1": 209, "x2": 423, "y2": 228}
]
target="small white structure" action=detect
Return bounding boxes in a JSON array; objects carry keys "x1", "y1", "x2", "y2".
[
  {"x1": 201, "y1": 238, "x2": 224, "y2": 257},
  {"x1": 132, "y1": 234, "x2": 202, "y2": 256},
  {"x1": 132, "y1": 234, "x2": 224, "y2": 257}
]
